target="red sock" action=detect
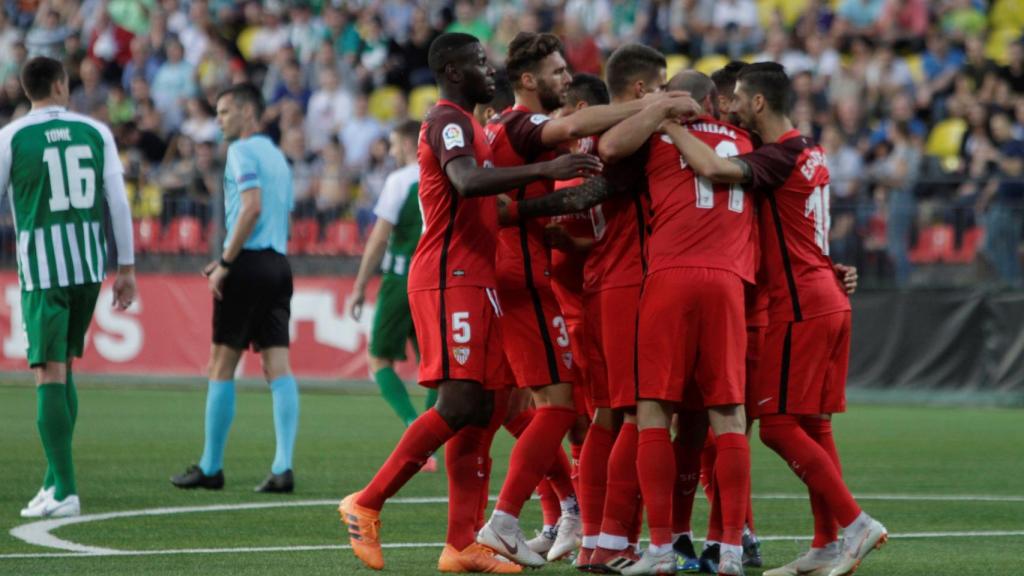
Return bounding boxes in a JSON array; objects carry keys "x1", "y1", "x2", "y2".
[
  {"x1": 476, "y1": 390, "x2": 508, "y2": 531},
  {"x1": 358, "y1": 408, "x2": 454, "y2": 510},
  {"x1": 537, "y1": 479, "x2": 561, "y2": 527},
  {"x1": 700, "y1": 431, "x2": 717, "y2": 502},
  {"x1": 504, "y1": 408, "x2": 534, "y2": 438},
  {"x1": 579, "y1": 424, "x2": 613, "y2": 537},
  {"x1": 672, "y1": 430, "x2": 704, "y2": 534},
  {"x1": 628, "y1": 493, "x2": 643, "y2": 545},
  {"x1": 760, "y1": 415, "x2": 861, "y2": 528},
  {"x1": 746, "y1": 481, "x2": 756, "y2": 534},
  {"x1": 446, "y1": 424, "x2": 489, "y2": 549},
  {"x1": 801, "y1": 417, "x2": 841, "y2": 546},
  {"x1": 600, "y1": 422, "x2": 639, "y2": 538},
  {"x1": 706, "y1": 474, "x2": 723, "y2": 542},
  {"x1": 637, "y1": 427, "x2": 674, "y2": 546},
  {"x1": 496, "y1": 406, "x2": 577, "y2": 517},
  {"x1": 714, "y1": 432, "x2": 751, "y2": 546},
  {"x1": 570, "y1": 440, "x2": 583, "y2": 497},
  {"x1": 547, "y1": 445, "x2": 575, "y2": 501}
]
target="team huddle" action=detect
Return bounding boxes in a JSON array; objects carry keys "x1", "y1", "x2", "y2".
[{"x1": 340, "y1": 32, "x2": 888, "y2": 576}]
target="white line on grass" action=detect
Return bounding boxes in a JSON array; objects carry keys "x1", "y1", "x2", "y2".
[{"x1": 6, "y1": 494, "x2": 1023, "y2": 558}]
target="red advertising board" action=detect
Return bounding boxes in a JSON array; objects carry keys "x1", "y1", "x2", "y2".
[{"x1": 0, "y1": 272, "x2": 418, "y2": 380}]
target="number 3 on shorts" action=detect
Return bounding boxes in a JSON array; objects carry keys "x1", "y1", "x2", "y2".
[{"x1": 452, "y1": 312, "x2": 471, "y2": 343}]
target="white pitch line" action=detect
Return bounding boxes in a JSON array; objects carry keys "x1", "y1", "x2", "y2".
[
  {"x1": 2, "y1": 531, "x2": 1024, "y2": 560},
  {"x1": 6, "y1": 493, "x2": 1023, "y2": 558}
]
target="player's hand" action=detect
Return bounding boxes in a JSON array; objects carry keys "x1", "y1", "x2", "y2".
[
  {"x1": 208, "y1": 265, "x2": 228, "y2": 300},
  {"x1": 544, "y1": 223, "x2": 574, "y2": 251},
  {"x1": 349, "y1": 290, "x2": 365, "y2": 321},
  {"x1": 112, "y1": 267, "x2": 137, "y2": 310},
  {"x1": 834, "y1": 263, "x2": 858, "y2": 294},
  {"x1": 202, "y1": 260, "x2": 218, "y2": 277},
  {"x1": 662, "y1": 95, "x2": 701, "y2": 120},
  {"x1": 544, "y1": 153, "x2": 603, "y2": 180}
]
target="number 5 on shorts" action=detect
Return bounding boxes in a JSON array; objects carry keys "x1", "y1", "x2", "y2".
[{"x1": 452, "y1": 312, "x2": 471, "y2": 343}]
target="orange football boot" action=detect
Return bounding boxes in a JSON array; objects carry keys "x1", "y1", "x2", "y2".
[
  {"x1": 339, "y1": 493, "x2": 384, "y2": 570},
  {"x1": 438, "y1": 543, "x2": 524, "y2": 574}
]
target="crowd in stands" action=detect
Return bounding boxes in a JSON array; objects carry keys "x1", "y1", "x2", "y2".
[{"x1": 1, "y1": 0, "x2": 1024, "y2": 287}]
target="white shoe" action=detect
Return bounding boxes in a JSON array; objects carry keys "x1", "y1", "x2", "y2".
[
  {"x1": 763, "y1": 541, "x2": 840, "y2": 576},
  {"x1": 718, "y1": 547, "x2": 746, "y2": 576},
  {"x1": 829, "y1": 517, "x2": 887, "y2": 576},
  {"x1": 526, "y1": 526, "x2": 556, "y2": 555},
  {"x1": 621, "y1": 547, "x2": 676, "y2": 575},
  {"x1": 20, "y1": 486, "x2": 55, "y2": 518},
  {"x1": 477, "y1": 515, "x2": 547, "y2": 568},
  {"x1": 41, "y1": 494, "x2": 80, "y2": 518},
  {"x1": 547, "y1": 512, "x2": 582, "y2": 561}
]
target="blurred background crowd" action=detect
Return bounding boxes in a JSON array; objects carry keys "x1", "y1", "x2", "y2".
[{"x1": 1, "y1": 0, "x2": 1023, "y2": 288}]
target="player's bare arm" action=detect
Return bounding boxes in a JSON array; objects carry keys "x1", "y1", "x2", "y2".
[
  {"x1": 662, "y1": 122, "x2": 752, "y2": 184},
  {"x1": 349, "y1": 218, "x2": 395, "y2": 321},
  {"x1": 444, "y1": 152, "x2": 602, "y2": 198},
  {"x1": 598, "y1": 96, "x2": 701, "y2": 163},
  {"x1": 540, "y1": 94, "x2": 661, "y2": 146},
  {"x1": 499, "y1": 175, "x2": 611, "y2": 224},
  {"x1": 206, "y1": 187, "x2": 262, "y2": 300}
]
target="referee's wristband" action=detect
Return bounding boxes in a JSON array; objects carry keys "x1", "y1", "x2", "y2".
[{"x1": 219, "y1": 257, "x2": 233, "y2": 269}]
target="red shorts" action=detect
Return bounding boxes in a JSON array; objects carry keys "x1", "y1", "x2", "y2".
[
  {"x1": 745, "y1": 325, "x2": 766, "y2": 417},
  {"x1": 409, "y1": 287, "x2": 510, "y2": 390},
  {"x1": 599, "y1": 284, "x2": 642, "y2": 409},
  {"x1": 554, "y1": 283, "x2": 590, "y2": 416},
  {"x1": 753, "y1": 311, "x2": 850, "y2": 417},
  {"x1": 636, "y1": 268, "x2": 746, "y2": 407},
  {"x1": 583, "y1": 290, "x2": 609, "y2": 410},
  {"x1": 497, "y1": 285, "x2": 575, "y2": 388}
]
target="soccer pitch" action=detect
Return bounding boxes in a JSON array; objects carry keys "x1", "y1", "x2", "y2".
[{"x1": 0, "y1": 381, "x2": 1020, "y2": 575}]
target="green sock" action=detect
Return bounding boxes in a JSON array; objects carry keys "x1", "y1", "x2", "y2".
[
  {"x1": 42, "y1": 372, "x2": 76, "y2": 491},
  {"x1": 373, "y1": 367, "x2": 418, "y2": 427},
  {"x1": 425, "y1": 388, "x2": 438, "y2": 411},
  {"x1": 37, "y1": 383, "x2": 76, "y2": 500}
]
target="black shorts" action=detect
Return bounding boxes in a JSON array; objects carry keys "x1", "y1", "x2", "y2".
[{"x1": 212, "y1": 249, "x2": 293, "y2": 351}]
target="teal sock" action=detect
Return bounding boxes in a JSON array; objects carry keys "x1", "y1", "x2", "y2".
[
  {"x1": 270, "y1": 374, "x2": 299, "y2": 474},
  {"x1": 37, "y1": 384, "x2": 76, "y2": 500},
  {"x1": 198, "y1": 380, "x2": 235, "y2": 475},
  {"x1": 373, "y1": 366, "x2": 418, "y2": 427},
  {"x1": 425, "y1": 388, "x2": 438, "y2": 411}
]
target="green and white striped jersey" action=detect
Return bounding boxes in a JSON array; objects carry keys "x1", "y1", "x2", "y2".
[{"x1": 0, "y1": 106, "x2": 124, "y2": 291}]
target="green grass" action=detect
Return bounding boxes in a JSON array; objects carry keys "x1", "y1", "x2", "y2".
[{"x1": 0, "y1": 381, "x2": 1021, "y2": 575}]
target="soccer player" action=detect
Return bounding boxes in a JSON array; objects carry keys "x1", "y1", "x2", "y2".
[
  {"x1": 338, "y1": 32, "x2": 602, "y2": 573},
  {"x1": 665, "y1": 62, "x2": 887, "y2": 576},
  {"x1": 348, "y1": 119, "x2": 438, "y2": 471},
  {"x1": 171, "y1": 83, "x2": 299, "y2": 494},
  {"x1": 478, "y1": 33, "x2": 661, "y2": 568},
  {"x1": 497, "y1": 44, "x2": 688, "y2": 573},
  {"x1": 1, "y1": 56, "x2": 136, "y2": 518}
]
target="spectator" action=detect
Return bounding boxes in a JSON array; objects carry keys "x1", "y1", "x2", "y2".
[
  {"x1": 836, "y1": 0, "x2": 886, "y2": 36},
  {"x1": 70, "y1": 58, "x2": 109, "y2": 114},
  {"x1": 355, "y1": 14, "x2": 391, "y2": 89},
  {"x1": 563, "y1": 13, "x2": 602, "y2": 75},
  {"x1": 980, "y1": 140, "x2": 1024, "y2": 287},
  {"x1": 865, "y1": 43, "x2": 916, "y2": 107},
  {"x1": 869, "y1": 92, "x2": 927, "y2": 148},
  {"x1": 0, "y1": 74, "x2": 29, "y2": 123},
  {"x1": 340, "y1": 93, "x2": 386, "y2": 170},
  {"x1": 919, "y1": 30, "x2": 966, "y2": 112},
  {"x1": 107, "y1": 83, "x2": 135, "y2": 126},
  {"x1": 86, "y1": 8, "x2": 133, "y2": 70},
  {"x1": 0, "y1": 11, "x2": 23, "y2": 78},
  {"x1": 181, "y1": 97, "x2": 219, "y2": 145},
  {"x1": 180, "y1": 0, "x2": 211, "y2": 66},
  {"x1": 446, "y1": 0, "x2": 493, "y2": 43},
  {"x1": 122, "y1": 36, "x2": 161, "y2": 93},
  {"x1": 999, "y1": 41, "x2": 1024, "y2": 95},
  {"x1": 707, "y1": 0, "x2": 761, "y2": 58},
  {"x1": 271, "y1": 59, "x2": 312, "y2": 112},
  {"x1": 386, "y1": 7, "x2": 437, "y2": 89},
  {"x1": 25, "y1": 10, "x2": 69, "y2": 59},
  {"x1": 2, "y1": 41, "x2": 28, "y2": 85},
  {"x1": 246, "y1": 6, "x2": 290, "y2": 65},
  {"x1": 315, "y1": 137, "x2": 353, "y2": 233},
  {"x1": 151, "y1": 37, "x2": 196, "y2": 130},
  {"x1": 877, "y1": 0, "x2": 929, "y2": 49},
  {"x1": 941, "y1": 0, "x2": 988, "y2": 41},
  {"x1": 868, "y1": 121, "x2": 922, "y2": 286},
  {"x1": 756, "y1": 30, "x2": 814, "y2": 75},
  {"x1": 281, "y1": 127, "x2": 319, "y2": 220},
  {"x1": 962, "y1": 36, "x2": 999, "y2": 102},
  {"x1": 804, "y1": 33, "x2": 841, "y2": 92},
  {"x1": 306, "y1": 67, "x2": 354, "y2": 153},
  {"x1": 288, "y1": 4, "x2": 324, "y2": 64}
]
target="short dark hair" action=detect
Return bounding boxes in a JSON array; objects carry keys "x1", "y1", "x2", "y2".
[
  {"x1": 506, "y1": 32, "x2": 564, "y2": 86},
  {"x1": 605, "y1": 44, "x2": 666, "y2": 97},
  {"x1": 710, "y1": 61, "x2": 746, "y2": 97},
  {"x1": 737, "y1": 62, "x2": 792, "y2": 114},
  {"x1": 217, "y1": 83, "x2": 265, "y2": 119},
  {"x1": 393, "y1": 119, "x2": 422, "y2": 142},
  {"x1": 428, "y1": 32, "x2": 480, "y2": 76},
  {"x1": 567, "y1": 73, "x2": 610, "y2": 106},
  {"x1": 20, "y1": 56, "x2": 66, "y2": 101},
  {"x1": 667, "y1": 71, "x2": 715, "y2": 105}
]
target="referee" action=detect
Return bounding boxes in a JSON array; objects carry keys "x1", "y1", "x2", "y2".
[{"x1": 172, "y1": 84, "x2": 298, "y2": 493}]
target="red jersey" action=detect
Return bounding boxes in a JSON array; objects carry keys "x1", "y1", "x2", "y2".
[
  {"x1": 644, "y1": 116, "x2": 755, "y2": 282},
  {"x1": 486, "y1": 105, "x2": 559, "y2": 289},
  {"x1": 584, "y1": 144, "x2": 650, "y2": 291},
  {"x1": 745, "y1": 214, "x2": 770, "y2": 327},
  {"x1": 739, "y1": 129, "x2": 849, "y2": 322},
  {"x1": 409, "y1": 100, "x2": 498, "y2": 292}
]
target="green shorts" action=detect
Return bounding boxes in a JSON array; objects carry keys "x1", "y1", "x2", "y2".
[
  {"x1": 369, "y1": 274, "x2": 417, "y2": 361},
  {"x1": 22, "y1": 283, "x2": 101, "y2": 367}
]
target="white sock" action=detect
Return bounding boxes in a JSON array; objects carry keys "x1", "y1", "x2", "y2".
[
  {"x1": 597, "y1": 533, "x2": 629, "y2": 551},
  {"x1": 560, "y1": 495, "x2": 579, "y2": 513},
  {"x1": 721, "y1": 543, "x2": 743, "y2": 560},
  {"x1": 542, "y1": 524, "x2": 555, "y2": 535},
  {"x1": 492, "y1": 509, "x2": 516, "y2": 525},
  {"x1": 649, "y1": 543, "x2": 674, "y2": 556},
  {"x1": 843, "y1": 512, "x2": 870, "y2": 535},
  {"x1": 581, "y1": 535, "x2": 598, "y2": 548}
]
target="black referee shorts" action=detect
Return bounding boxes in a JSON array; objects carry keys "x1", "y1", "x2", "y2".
[{"x1": 212, "y1": 249, "x2": 293, "y2": 351}]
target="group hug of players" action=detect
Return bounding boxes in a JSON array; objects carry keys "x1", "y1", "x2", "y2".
[{"x1": 338, "y1": 31, "x2": 888, "y2": 576}]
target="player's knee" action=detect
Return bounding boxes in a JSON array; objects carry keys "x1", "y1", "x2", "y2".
[
  {"x1": 434, "y1": 381, "x2": 487, "y2": 430},
  {"x1": 367, "y1": 356, "x2": 391, "y2": 374},
  {"x1": 758, "y1": 414, "x2": 795, "y2": 449}
]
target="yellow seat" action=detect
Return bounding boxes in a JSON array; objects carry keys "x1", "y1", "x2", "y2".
[
  {"x1": 236, "y1": 27, "x2": 260, "y2": 61},
  {"x1": 665, "y1": 54, "x2": 691, "y2": 78},
  {"x1": 905, "y1": 54, "x2": 924, "y2": 85},
  {"x1": 986, "y1": 27, "x2": 1023, "y2": 66},
  {"x1": 694, "y1": 54, "x2": 730, "y2": 77},
  {"x1": 409, "y1": 85, "x2": 439, "y2": 120},
  {"x1": 757, "y1": 0, "x2": 809, "y2": 29},
  {"x1": 925, "y1": 118, "x2": 967, "y2": 159},
  {"x1": 991, "y1": 0, "x2": 1024, "y2": 34},
  {"x1": 368, "y1": 85, "x2": 404, "y2": 123}
]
